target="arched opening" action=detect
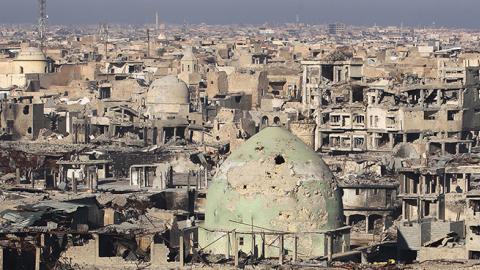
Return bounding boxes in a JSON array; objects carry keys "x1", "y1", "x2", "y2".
[
  {"x1": 261, "y1": 116, "x2": 269, "y2": 129},
  {"x1": 368, "y1": 214, "x2": 384, "y2": 234},
  {"x1": 273, "y1": 116, "x2": 281, "y2": 125},
  {"x1": 23, "y1": 106, "x2": 30, "y2": 115},
  {"x1": 348, "y1": 214, "x2": 365, "y2": 227},
  {"x1": 19, "y1": 66, "x2": 24, "y2": 74}
]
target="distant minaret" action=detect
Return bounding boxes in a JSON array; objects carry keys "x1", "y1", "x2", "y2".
[
  {"x1": 38, "y1": 0, "x2": 48, "y2": 48},
  {"x1": 147, "y1": 28, "x2": 150, "y2": 58},
  {"x1": 155, "y1": 12, "x2": 159, "y2": 31},
  {"x1": 183, "y1": 18, "x2": 188, "y2": 33}
]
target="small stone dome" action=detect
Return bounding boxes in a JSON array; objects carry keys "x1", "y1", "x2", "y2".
[
  {"x1": 146, "y1": 75, "x2": 189, "y2": 105},
  {"x1": 15, "y1": 47, "x2": 47, "y2": 62},
  {"x1": 201, "y1": 127, "x2": 343, "y2": 257},
  {"x1": 14, "y1": 47, "x2": 48, "y2": 74},
  {"x1": 145, "y1": 75, "x2": 190, "y2": 116}
]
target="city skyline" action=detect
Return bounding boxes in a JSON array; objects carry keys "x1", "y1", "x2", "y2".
[{"x1": 0, "y1": 0, "x2": 479, "y2": 28}]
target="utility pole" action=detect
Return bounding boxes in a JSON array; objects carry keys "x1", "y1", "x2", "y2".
[{"x1": 38, "y1": 0, "x2": 47, "y2": 49}]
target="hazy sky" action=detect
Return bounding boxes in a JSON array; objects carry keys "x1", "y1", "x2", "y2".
[{"x1": 0, "y1": 0, "x2": 478, "y2": 28}]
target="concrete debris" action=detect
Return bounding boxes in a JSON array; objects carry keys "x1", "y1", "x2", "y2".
[{"x1": 0, "y1": 14, "x2": 479, "y2": 269}]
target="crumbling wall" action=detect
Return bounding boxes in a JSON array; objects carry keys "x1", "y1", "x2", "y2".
[
  {"x1": 290, "y1": 122, "x2": 316, "y2": 149},
  {"x1": 107, "y1": 151, "x2": 158, "y2": 178},
  {"x1": 0, "y1": 74, "x2": 27, "y2": 88},
  {"x1": 418, "y1": 246, "x2": 466, "y2": 262},
  {"x1": 445, "y1": 194, "x2": 466, "y2": 221},
  {"x1": 62, "y1": 238, "x2": 140, "y2": 269},
  {"x1": 111, "y1": 79, "x2": 145, "y2": 101},
  {"x1": 206, "y1": 71, "x2": 228, "y2": 98},
  {"x1": 228, "y1": 70, "x2": 268, "y2": 108}
]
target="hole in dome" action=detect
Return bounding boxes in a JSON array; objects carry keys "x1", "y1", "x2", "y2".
[
  {"x1": 243, "y1": 185, "x2": 247, "y2": 189},
  {"x1": 274, "y1": 155, "x2": 285, "y2": 165}
]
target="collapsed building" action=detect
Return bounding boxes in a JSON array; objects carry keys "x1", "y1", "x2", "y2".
[{"x1": 1, "y1": 19, "x2": 480, "y2": 269}]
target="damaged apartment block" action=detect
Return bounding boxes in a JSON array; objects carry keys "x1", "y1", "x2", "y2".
[{"x1": 2, "y1": 8, "x2": 480, "y2": 269}]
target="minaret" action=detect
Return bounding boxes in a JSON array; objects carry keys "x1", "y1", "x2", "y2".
[
  {"x1": 156, "y1": 12, "x2": 159, "y2": 31},
  {"x1": 38, "y1": 0, "x2": 47, "y2": 49}
]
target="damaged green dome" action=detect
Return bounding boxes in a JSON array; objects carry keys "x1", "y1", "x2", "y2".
[{"x1": 201, "y1": 127, "x2": 343, "y2": 257}]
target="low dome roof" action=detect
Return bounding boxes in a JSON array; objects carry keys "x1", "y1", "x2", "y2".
[
  {"x1": 146, "y1": 75, "x2": 189, "y2": 105},
  {"x1": 15, "y1": 47, "x2": 47, "y2": 61},
  {"x1": 204, "y1": 127, "x2": 343, "y2": 233}
]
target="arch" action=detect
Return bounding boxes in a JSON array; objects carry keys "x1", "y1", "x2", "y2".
[
  {"x1": 273, "y1": 116, "x2": 281, "y2": 125},
  {"x1": 19, "y1": 66, "x2": 24, "y2": 74},
  {"x1": 368, "y1": 214, "x2": 384, "y2": 233},
  {"x1": 261, "y1": 116, "x2": 269, "y2": 129},
  {"x1": 348, "y1": 214, "x2": 365, "y2": 226}
]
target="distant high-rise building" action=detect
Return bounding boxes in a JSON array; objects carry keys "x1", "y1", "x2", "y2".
[{"x1": 328, "y1": 23, "x2": 346, "y2": 35}]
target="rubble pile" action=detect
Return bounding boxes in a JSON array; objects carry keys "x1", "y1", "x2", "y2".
[{"x1": 0, "y1": 12, "x2": 479, "y2": 269}]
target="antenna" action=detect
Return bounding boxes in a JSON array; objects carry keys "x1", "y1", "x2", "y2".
[{"x1": 38, "y1": 0, "x2": 47, "y2": 49}]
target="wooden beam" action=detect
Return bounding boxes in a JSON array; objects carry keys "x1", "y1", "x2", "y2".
[
  {"x1": 233, "y1": 231, "x2": 238, "y2": 267},
  {"x1": 279, "y1": 234, "x2": 284, "y2": 265}
]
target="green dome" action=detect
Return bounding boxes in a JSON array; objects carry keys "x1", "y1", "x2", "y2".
[{"x1": 204, "y1": 126, "x2": 343, "y2": 234}]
